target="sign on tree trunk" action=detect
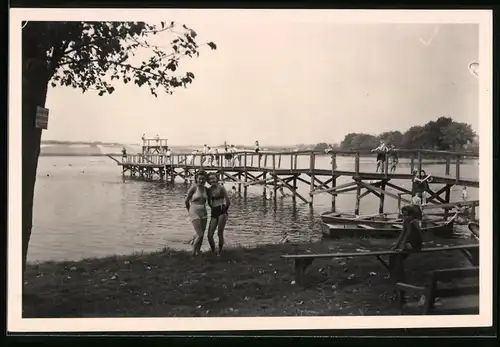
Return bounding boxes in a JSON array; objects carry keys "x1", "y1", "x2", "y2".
[{"x1": 35, "y1": 106, "x2": 49, "y2": 129}]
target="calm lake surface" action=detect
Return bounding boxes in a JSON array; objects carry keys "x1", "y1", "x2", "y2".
[{"x1": 29, "y1": 155, "x2": 479, "y2": 263}]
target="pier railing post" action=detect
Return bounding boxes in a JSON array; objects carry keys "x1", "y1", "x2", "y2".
[
  {"x1": 278, "y1": 154, "x2": 282, "y2": 169},
  {"x1": 309, "y1": 152, "x2": 315, "y2": 206},
  {"x1": 445, "y1": 156, "x2": 451, "y2": 176},
  {"x1": 384, "y1": 151, "x2": 389, "y2": 176},
  {"x1": 410, "y1": 153, "x2": 415, "y2": 173},
  {"x1": 354, "y1": 152, "x2": 360, "y2": 176},
  {"x1": 331, "y1": 152, "x2": 337, "y2": 210},
  {"x1": 244, "y1": 152, "x2": 248, "y2": 196},
  {"x1": 272, "y1": 154, "x2": 277, "y2": 200},
  {"x1": 455, "y1": 155, "x2": 460, "y2": 184}
]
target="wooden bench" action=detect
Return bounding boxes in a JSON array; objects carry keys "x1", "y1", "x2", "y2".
[
  {"x1": 396, "y1": 266, "x2": 479, "y2": 315},
  {"x1": 281, "y1": 244, "x2": 479, "y2": 287}
]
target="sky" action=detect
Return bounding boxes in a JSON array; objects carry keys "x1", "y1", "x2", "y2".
[{"x1": 42, "y1": 16, "x2": 479, "y2": 147}]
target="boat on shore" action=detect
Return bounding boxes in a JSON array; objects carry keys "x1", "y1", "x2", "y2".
[
  {"x1": 321, "y1": 212, "x2": 403, "y2": 227},
  {"x1": 320, "y1": 212, "x2": 456, "y2": 239}
]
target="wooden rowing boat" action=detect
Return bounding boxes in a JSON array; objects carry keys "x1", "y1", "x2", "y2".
[
  {"x1": 320, "y1": 215, "x2": 456, "y2": 239},
  {"x1": 320, "y1": 211, "x2": 403, "y2": 228}
]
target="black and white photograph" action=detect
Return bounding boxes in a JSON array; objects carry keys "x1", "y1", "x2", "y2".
[{"x1": 8, "y1": 8, "x2": 492, "y2": 332}]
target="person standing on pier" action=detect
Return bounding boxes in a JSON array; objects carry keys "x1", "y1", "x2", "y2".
[
  {"x1": 214, "y1": 148, "x2": 220, "y2": 167},
  {"x1": 388, "y1": 144, "x2": 399, "y2": 173},
  {"x1": 121, "y1": 147, "x2": 127, "y2": 161},
  {"x1": 230, "y1": 145, "x2": 239, "y2": 167},
  {"x1": 412, "y1": 170, "x2": 430, "y2": 205},
  {"x1": 200, "y1": 144, "x2": 209, "y2": 166},
  {"x1": 371, "y1": 140, "x2": 388, "y2": 173},
  {"x1": 155, "y1": 134, "x2": 160, "y2": 145},
  {"x1": 208, "y1": 146, "x2": 216, "y2": 166},
  {"x1": 165, "y1": 147, "x2": 172, "y2": 165},
  {"x1": 207, "y1": 173, "x2": 231, "y2": 256},
  {"x1": 255, "y1": 140, "x2": 262, "y2": 164},
  {"x1": 185, "y1": 170, "x2": 209, "y2": 256},
  {"x1": 223, "y1": 145, "x2": 232, "y2": 167}
]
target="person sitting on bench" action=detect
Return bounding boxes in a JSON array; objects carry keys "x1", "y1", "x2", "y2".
[{"x1": 393, "y1": 205, "x2": 423, "y2": 252}]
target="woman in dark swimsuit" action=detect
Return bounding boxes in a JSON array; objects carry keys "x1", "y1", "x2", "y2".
[{"x1": 206, "y1": 173, "x2": 231, "y2": 255}]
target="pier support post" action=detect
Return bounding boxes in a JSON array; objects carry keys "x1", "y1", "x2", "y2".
[
  {"x1": 244, "y1": 153, "x2": 248, "y2": 197},
  {"x1": 444, "y1": 185, "x2": 451, "y2": 220},
  {"x1": 378, "y1": 180, "x2": 386, "y2": 214},
  {"x1": 354, "y1": 180, "x2": 361, "y2": 215},
  {"x1": 331, "y1": 153, "x2": 337, "y2": 210},
  {"x1": 272, "y1": 154, "x2": 277, "y2": 201},
  {"x1": 309, "y1": 152, "x2": 315, "y2": 206}
]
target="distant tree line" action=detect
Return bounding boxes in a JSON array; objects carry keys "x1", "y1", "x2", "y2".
[
  {"x1": 314, "y1": 117, "x2": 477, "y2": 153},
  {"x1": 41, "y1": 140, "x2": 124, "y2": 146}
]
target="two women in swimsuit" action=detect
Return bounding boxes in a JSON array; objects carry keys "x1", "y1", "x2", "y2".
[{"x1": 184, "y1": 170, "x2": 230, "y2": 256}]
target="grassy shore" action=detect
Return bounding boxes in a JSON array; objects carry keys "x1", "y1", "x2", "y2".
[{"x1": 23, "y1": 238, "x2": 474, "y2": 318}]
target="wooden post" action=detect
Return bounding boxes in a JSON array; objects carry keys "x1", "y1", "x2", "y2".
[
  {"x1": 444, "y1": 185, "x2": 451, "y2": 220},
  {"x1": 250, "y1": 154, "x2": 254, "y2": 167},
  {"x1": 278, "y1": 154, "x2": 282, "y2": 169},
  {"x1": 291, "y1": 154, "x2": 296, "y2": 202},
  {"x1": 184, "y1": 154, "x2": 188, "y2": 183},
  {"x1": 378, "y1": 181, "x2": 386, "y2": 214},
  {"x1": 354, "y1": 181, "x2": 361, "y2": 215},
  {"x1": 264, "y1": 154, "x2": 268, "y2": 167},
  {"x1": 272, "y1": 154, "x2": 277, "y2": 201},
  {"x1": 309, "y1": 152, "x2": 315, "y2": 206},
  {"x1": 244, "y1": 152, "x2": 248, "y2": 196},
  {"x1": 331, "y1": 153, "x2": 337, "y2": 210},
  {"x1": 410, "y1": 154, "x2": 415, "y2": 174},
  {"x1": 445, "y1": 157, "x2": 451, "y2": 176},
  {"x1": 384, "y1": 155, "x2": 389, "y2": 176},
  {"x1": 354, "y1": 152, "x2": 360, "y2": 176},
  {"x1": 455, "y1": 155, "x2": 460, "y2": 184},
  {"x1": 417, "y1": 151, "x2": 422, "y2": 174}
]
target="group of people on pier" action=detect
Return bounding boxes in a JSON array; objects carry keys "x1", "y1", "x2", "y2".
[
  {"x1": 185, "y1": 141, "x2": 262, "y2": 168},
  {"x1": 371, "y1": 139, "x2": 399, "y2": 174}
]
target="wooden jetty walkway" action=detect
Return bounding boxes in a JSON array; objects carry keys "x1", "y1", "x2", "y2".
[{"x1": 112, "y1": 140, "x2": 479, "y2": 216}]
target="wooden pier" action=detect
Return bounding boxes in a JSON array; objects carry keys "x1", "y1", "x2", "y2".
[{"x1": 113, "y1": 144, "x2": 479, "y2": 217}]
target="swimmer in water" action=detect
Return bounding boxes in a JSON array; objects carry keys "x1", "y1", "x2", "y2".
[
  {"x1": 184, "y1": 170, "x2": 209, "y2": 256},
  {"x1": 231, "y1": 185, "x2": 240, "y2": 197},
  {"x1": 461, "y1": 186, "x2": 468, "y2": 201},
  {"x1": 206, "y1": 173, "x2": 231, "y2": 255}
]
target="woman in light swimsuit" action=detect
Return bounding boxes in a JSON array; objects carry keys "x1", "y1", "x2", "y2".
[
  {"x1": 206, "y1": 173, "x2": 231, "y2": 255},
  {"x1": 184, "y1": 170, "x2": 208, "y2": 256}
]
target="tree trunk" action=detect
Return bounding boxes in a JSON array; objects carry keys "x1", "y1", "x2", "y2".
[{"x1": 22, "y1": 58, "x2": 49, "y2": 284}]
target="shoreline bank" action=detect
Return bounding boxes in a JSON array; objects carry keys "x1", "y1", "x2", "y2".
[{"x1": 23, "y1": 239, "x2": 474, "y2": 318}]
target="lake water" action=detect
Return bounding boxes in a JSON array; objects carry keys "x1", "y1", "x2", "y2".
[{"x1": 29, "y1": 155, "x2": 479, "y2": 263}]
